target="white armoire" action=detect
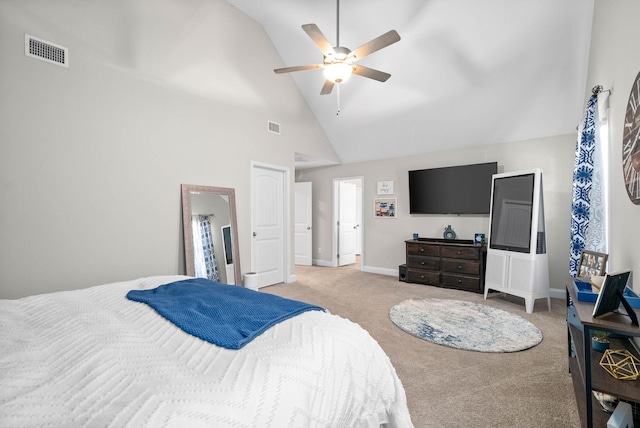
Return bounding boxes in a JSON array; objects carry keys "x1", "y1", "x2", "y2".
[{"x1": 483, "y1": 169, "x2": 550, "y2": 313}]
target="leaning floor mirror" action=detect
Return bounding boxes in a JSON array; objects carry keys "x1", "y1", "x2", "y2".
[{"x1": 181, "y1": 184, "x2": 241, "y2": 285}]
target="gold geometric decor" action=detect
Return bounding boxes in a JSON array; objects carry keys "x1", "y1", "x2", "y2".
[{"x1": 599, "y1": 349, "x2": 640, "y2": 380}]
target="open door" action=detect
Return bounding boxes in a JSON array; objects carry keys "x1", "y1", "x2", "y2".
[
  {"x1": 295, "y1": 182, "x2": 312, "y2": 266},
  {"x1": 338, "y1": 181, "x2": 357, "y2": 266}
]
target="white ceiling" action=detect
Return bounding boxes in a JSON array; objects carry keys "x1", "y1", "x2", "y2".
[{"x1": 227, "y1": 0, "x2": 594, "y2": 167}]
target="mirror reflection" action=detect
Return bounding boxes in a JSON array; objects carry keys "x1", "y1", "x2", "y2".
[{"x1": 181, "y1": 184, "x2": 241, "y2": 285}]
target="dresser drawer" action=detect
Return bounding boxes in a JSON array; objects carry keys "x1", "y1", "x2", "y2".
[
  {"x1": 407, "y1": 269, "x2": 440, "y2": 285},
  {"x1": 407, "y1": 255, "x2": 440, "y2": 270},
  {"x1": 442, "y1": 273, "x2": 481, "y2": 292},
  {"x1": 406, "y1": 242, "x2": 440, "y2": 257},
  {"x1": 442, "y1": 259, "x2": 480, "y2": 275},
  {"x1": 441, "y1": 246, "x2": 480, "y2": 260}
]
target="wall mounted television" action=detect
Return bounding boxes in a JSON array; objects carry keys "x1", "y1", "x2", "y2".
[{"x1": 408, "y1": 162, "x2": 498, "y2": 214}]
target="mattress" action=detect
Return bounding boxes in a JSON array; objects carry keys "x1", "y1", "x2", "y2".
[{"x1": 0, "y1": 276, "x2": 413, "y2": 427}]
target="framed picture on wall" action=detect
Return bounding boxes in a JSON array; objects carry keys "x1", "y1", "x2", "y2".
[
  {"x1": 374, "y1": 198, "x2": 396, "y2": 218},
  {"x1": 377, "y1": 181, "x2": 394, "y2": 195},
  {"x1": 577, "y1": 250, "x2": 608, "y2": 281}
]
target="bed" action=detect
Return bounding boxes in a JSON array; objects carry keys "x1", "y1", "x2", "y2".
[{"x1": 0, "y1": 275, "x2": 413, "y2": 427}]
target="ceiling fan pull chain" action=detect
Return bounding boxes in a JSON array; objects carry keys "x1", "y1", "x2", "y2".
[{"x1": 336, "y1": 84, "x2": 341, "y2": 115}]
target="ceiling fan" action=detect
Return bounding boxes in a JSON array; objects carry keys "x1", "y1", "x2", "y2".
[{"x1": 273, "y1": 0, "x2": 401, "y2": 95}]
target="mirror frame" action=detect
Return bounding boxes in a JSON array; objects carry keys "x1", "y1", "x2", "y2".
[{"x1": 181, "y1": 184, "x2": 241, "y2": 285}]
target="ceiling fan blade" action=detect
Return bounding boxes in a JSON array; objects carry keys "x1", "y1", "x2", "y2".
[
  {"x1": 348, "y1": 30, "x2": 401, "y2": 61},
  {"x1": 274, "y1": 64, "x2": 324, "y2": 74},
  {"x1": 320, "y1": 80, "x2": 335, "y2": 95},
  {"x1": 352, "y1": 65, "x2": 391, "y2": 82},
  {"x1": 302, "y1": 24, "x2": 336, "y2": 56}
]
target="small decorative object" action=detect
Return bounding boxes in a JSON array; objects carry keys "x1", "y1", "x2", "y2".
[
  {"x1": 607, "y1": 401, "x2": 634, "y2": 427},
  {"x1": 413, "y1": 233, "x2": 419, "y2": 240},
  {"x1": 374, "y1": 198, "x2": 396, "y2": 218},
  {"x1": 592, "y1": 330, "x2": 610, "y2": 352},
  {"x1": 443, "y1": 225, "x2": 456, "y2": 240},
  {"x1": 599, "y1": 349, "x2": 640, "y2": 380},
  {"x1": 474, "y1": 233, "x2": 485, "y2": 245},
  {"x1": 376, "y1": 181, "x2": 394, "y2": 195},
  {"x1": 592, "y1": 391, "x2": 618, "y2": 413},
  {"x1": 577, "y1": 250, "x2": 608, "y2": 280}
]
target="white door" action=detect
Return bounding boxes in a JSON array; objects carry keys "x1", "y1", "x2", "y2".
[
  {"x1": 355, "y1": 187, "x2": 362, "y2": 255},
  {"x1": 338, "y1": 181, "x2": 357, "y2": 266},
  {"x1": 251, "y1": 165, "x2": 285, "y2": 287},
  {"x1": 295, "y1": 182, "x2": 312, "y2": 266}
]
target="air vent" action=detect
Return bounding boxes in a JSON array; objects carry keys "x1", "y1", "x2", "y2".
[
  {"x1": 25, "y1": 34, "x2": 68, "y2": 67},
  {"x1": 268, "y1": 121, "x2": 281, "y2": 135}
]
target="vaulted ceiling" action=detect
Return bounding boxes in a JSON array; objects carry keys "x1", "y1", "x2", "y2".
[{"x1": 227, "y1": 0, "x2": 594, "y2": 167}]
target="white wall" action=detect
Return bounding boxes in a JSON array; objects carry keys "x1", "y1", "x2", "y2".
[
  {"x1": 0, "y1": 0, "x2": 339, "y2": 299},
  {"x1": 587, "y1": 0, "x2": 640, "y2": 289},
  {"x1": 298, "y1": 0, "x2": 640, "y2": 297},
  {"x1": 297, "y1": 135, "x2": 576, "y2": 293}
]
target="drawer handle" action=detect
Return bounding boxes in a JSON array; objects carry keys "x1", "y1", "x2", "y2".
[
  {"x1": 458, "y1": 279, "x2": 463, "y2": 284},
  {"x1": 420, "y1": 275, "x2": 425, "y2": 279},
  {"x1": 457, "y1": 265, "x2": 463, "y2": 270},
  {"x1": 420, "y1": 248, "x2": 425, "y2": 252},
  {"x1": 457, "y1": 251, "x2": 462, "y2": 255},
  {"x1": 420, "y1": 261, "x2": 425, "y2": 265}
]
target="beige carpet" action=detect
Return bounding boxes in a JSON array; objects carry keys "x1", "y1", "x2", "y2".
[{"x1": 262, "y1": 265, "x2": 580, "y2": 428}]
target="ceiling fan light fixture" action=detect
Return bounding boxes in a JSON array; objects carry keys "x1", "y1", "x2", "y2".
[{"x1": 323, "y1": 62, "x2": 353, "y2": 83}]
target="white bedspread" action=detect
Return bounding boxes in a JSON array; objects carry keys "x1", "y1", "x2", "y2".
[{"x1": 0, "y1": 276, "x2": 413, "y2": 427}]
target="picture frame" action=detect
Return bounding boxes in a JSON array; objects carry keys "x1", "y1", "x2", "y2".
[
  {"x1": 577, "y1": 250, "x2": 608, "y2": 280},
  {"x1": 376, "y1": 181, "x2": 394, "y2": 195},
  {"x1": 592, "y1": 270, "x2": 637, "y2": 326},
  {"x1": 374, "y1": 198, "x2": 396, "y2": 218}
]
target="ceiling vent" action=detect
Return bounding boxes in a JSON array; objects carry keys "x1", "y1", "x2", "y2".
[
  {"x1": 25, "y1": 34, "x2": 68, "y2": 67},
  {"x1": 268, "y1": 121, "x2": 281, "y2": 135}
]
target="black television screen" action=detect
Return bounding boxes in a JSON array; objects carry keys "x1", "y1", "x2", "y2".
[
  {"x1": 488, "y1": 173, "x2": 535, "y2": 253},
  {"x1": 408, "y1": 162, "x2": 498, "y2": 214}
]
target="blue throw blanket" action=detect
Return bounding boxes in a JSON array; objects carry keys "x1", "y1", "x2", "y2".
[{"x1": 126, "y1": 278, "x2": 324, "y2": 350}]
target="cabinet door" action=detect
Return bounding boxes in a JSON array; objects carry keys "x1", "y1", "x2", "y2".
[{"x1": 485, "y1": 252, "x2": 508, "y2": 288}]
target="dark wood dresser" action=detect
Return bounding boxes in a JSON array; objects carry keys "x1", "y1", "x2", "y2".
[{"x1": 405, "y1": 239, "x2": 486, "y2": 293}]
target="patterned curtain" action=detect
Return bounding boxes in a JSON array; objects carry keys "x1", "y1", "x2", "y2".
[
  {"x1": 192, "y1": 215, "x2": 219, "y2": 282},
  {"x1": 569, "y1": 94, "x2": 608, "y2": 277}
]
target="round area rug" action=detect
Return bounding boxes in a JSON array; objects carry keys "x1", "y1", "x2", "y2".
[{"x1": 389, "y1": 298, "x2": 542, "y2": 352}]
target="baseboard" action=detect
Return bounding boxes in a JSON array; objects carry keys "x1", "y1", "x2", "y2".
[
  {"x1": 312, "y1": 263, "x2": 566, "y2": 300},
  {"x1": 549, "y1": 287, "x2": 564, "y2": 300},
  {"x1": 312, "y1": 259, "x2": 334, "y2": 267},
  {"x1": 362, "y1": 265, "x2": 397, "y2": 277}
]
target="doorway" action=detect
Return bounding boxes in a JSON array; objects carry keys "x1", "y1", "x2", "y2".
[{"x1": 333, "y1": 177, "x2": 364, "y2": 269}]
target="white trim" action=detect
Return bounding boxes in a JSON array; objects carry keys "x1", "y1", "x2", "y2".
[{"x1": 362, "y1": 265, "x2": 397, "y2": 277}]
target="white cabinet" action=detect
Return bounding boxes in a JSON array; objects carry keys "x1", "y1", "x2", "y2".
[
  {"x1": 484, "y1": 250, "x2": 550, "y2": 313},
  {"x1": 483, "y1": 169, "x2": 550, "y2": 313}
]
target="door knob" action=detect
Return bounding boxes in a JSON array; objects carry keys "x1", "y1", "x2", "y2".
[
  {"x1": 307, "y1": 226, "x2": 311, "y2": 230},
  {"x1": 253, "y1": 232, "x2": 257, "y2": 237}
]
